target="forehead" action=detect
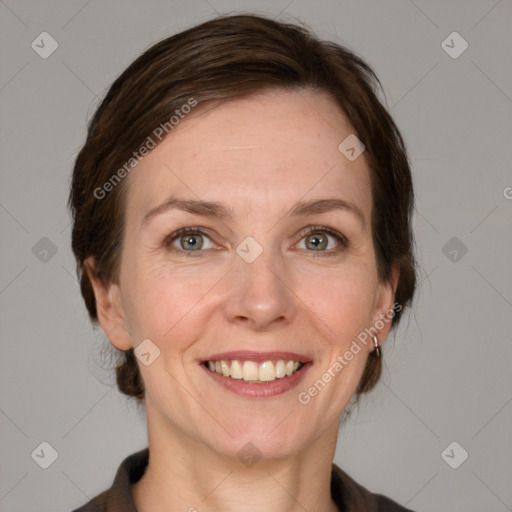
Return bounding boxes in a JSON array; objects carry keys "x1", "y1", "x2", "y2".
[{"x1": 125, "y1": 88, "x2": 372, "y2": 223}]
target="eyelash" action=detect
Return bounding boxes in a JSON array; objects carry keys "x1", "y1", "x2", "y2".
[{"x1": 163, "y1": 225, "x2": 349, "y2": 258}]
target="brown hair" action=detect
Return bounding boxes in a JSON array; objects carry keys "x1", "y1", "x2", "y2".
[{"x1": 69, "y1": 14, "x2": 416, "y2": 402}]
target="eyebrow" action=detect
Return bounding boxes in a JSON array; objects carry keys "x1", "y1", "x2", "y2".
[
  {"x1": 142, "y1": 196, "x2": 366, "y2": 229},
  {"x1": 142, "y1": 198, "x2": 232, "y2": 226},
  {"x1": 290, "y1": 198, "x2": 365, "y2": 228}
]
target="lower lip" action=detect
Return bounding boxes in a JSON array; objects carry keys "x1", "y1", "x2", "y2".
[{"x1": 201, "y1": 362, "x2": 312, "y2": 398}]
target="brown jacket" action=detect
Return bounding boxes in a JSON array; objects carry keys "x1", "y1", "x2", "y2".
[{"x1": 71, "y1": 448, "x2": 414, "y2": 512}]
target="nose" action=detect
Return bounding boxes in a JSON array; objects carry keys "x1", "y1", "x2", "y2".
[{"x1": 223, "y1": 246, "x2": 297, "y2": 331}]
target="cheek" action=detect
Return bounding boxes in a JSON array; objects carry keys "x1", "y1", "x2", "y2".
[
  {"x1": 121, "y1": 247, "x2": 379, "y2": 353},
  {"x1": 295, "y1": 262, "x2": 378, "y2": 343},
  {"x1": 122, "y1": 259, "x2": 222, "y2": 345}
]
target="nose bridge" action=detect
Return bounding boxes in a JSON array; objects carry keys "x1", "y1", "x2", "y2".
[{"x1": 225, "y1": 239, "x2": 295, "y2": 328}]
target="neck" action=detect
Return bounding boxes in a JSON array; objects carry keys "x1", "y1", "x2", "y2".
[{"x1": 132, "y1": 403, "x2": 341, "y2": 512}]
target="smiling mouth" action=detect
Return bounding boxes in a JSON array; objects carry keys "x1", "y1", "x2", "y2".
[{"x1": 202, "y1": 359, "x2": 305, "y2": 383}]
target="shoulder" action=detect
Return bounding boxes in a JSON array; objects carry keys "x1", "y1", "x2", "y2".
[
  {"x1": 374, "y1": 493, "x2": 417, "y2": 512},
  {"x1": 71, "y1": 490, "x2": 108, "y2": 512},
  {"x1": 70, "y1": 448, "x2": 149, "y2": 512},
  {"x1": 331, "y1": 463, "x2": 416, "y2": 512}
]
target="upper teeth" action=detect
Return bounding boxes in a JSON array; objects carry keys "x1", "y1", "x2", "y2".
[{"x1": 206, "y1": 359, "x2": 302, "y2": 382}]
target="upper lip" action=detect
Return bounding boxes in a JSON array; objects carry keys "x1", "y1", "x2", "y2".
[{"x1": 200, "y1": 350, "x2": 312, "y2": 364}]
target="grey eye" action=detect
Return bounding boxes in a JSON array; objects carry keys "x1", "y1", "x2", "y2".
[
  {"x1": 306, "y1": 233, "x2": 327, "y2": 250},
  {"x1": 298, "y1": 231, "x2": 339, "y2": 251},
  {"x1": 170, "y1": 232, "x2": 215, "y2": 251}
]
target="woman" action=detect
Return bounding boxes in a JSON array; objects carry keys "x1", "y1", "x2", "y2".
[{"x1": 70, "y1": 13, "x2": 416, "y2": 512}]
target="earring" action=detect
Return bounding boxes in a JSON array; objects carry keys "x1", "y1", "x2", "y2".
[{"x1": 371, "y1": 335, "x2": 381, "y2": 357}]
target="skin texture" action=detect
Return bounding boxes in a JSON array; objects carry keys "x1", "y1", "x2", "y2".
[{"x1": 87, "y1": 88, "x2": 399, "y2": 512}]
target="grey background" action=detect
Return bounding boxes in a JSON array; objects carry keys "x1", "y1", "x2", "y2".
[{"x1": 0, "y1": 1, "x2": 511, "y2": 511}]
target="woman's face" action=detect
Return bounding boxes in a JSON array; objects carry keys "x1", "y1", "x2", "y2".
[{"x1": 92, "y1": 88, "x2": 397, "y2": 459}]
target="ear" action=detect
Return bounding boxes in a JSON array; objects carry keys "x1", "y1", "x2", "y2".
[
  {"x1": 84, "y1": 257, "x2": 132, "y2": 351},
  {"x1": 371, "y1": 263, "x2": 400, "y2": 346}
]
